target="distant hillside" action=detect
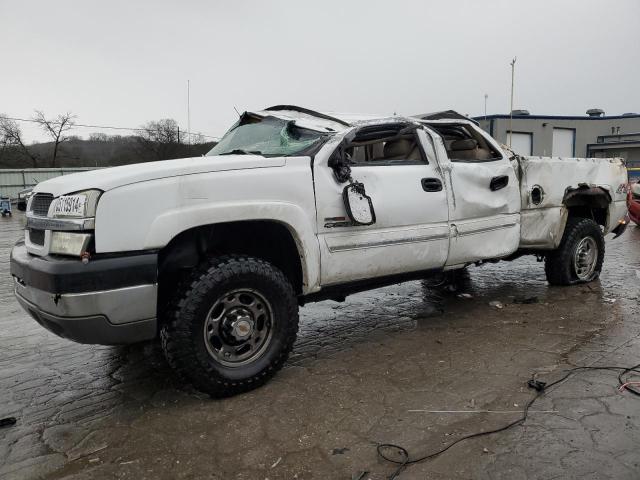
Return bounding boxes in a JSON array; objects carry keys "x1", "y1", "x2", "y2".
[{"x1": 0, "y1": 136, "x2": 217, "y2": 169}]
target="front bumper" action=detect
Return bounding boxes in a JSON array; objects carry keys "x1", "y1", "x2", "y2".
[
  {"x1": 612, "y1": 214, "x2": 631, "y2": 239},
  {"x1": 10, "y1": 242, "x2": 158, "y2": 345}
]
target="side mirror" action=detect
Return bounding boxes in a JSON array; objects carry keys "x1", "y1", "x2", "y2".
[
  {"x1": 328, "y1": 147, "x2": 352, "y2": 183},
  {"x1": 343, "y1": 182, "x2": 376, "y2": 226}
]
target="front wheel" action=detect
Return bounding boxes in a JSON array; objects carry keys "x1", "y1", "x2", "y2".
[
  {"x1": 544, "y1": 217, "x2": 605, "y2": 285},
  {"x1": 161, "y1": 255, "x2": 299, "y2": 397}
]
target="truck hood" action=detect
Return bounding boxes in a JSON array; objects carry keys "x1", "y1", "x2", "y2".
[{"x1": 33, "y1": 155, "x2": 286, "y2": 196}]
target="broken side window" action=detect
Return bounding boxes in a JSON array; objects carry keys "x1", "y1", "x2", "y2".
[
  {"x1": 430, "y1": 124, "x2": 502, "y2": 162},
  {"x1": 343, "y1": 125, "x2": 427, "y2": 166}
]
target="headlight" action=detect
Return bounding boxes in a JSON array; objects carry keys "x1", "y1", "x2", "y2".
[
  {"x1": 50, "y1": 232, "x2": 93, "y2": 256},
  {"x1": 52, "y1": 189, "x2": 102, "y2": 218}
]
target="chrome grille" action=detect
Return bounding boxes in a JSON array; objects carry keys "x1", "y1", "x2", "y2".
[
  {"x1": 29, "y1": 229, "x2": 45, "y2": 246},
  {"x1": 31, "y1": 193, "x2": 54, "y2": 217}
]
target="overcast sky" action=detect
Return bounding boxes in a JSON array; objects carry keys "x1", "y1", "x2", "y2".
[{"x1": 1, "y1": 0, "x2": 639, "y2": 143}]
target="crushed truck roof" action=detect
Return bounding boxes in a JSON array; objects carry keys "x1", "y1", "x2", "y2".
[
  {"x1": 252, "y1": 105, "x2": 476, "y2": 133},
  {"x1": 253, "y1": 105, "x2": 353, "y2": 133}
]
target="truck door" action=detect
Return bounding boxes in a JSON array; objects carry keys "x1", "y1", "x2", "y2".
[
  {"x1": 425, "y1": 122, "x2": 521, "y2": 266},
  {"x1": 314, "y1": 122, "x2": 450, "y2": 286}
]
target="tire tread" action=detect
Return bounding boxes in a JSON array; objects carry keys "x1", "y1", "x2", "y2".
[
  {"x1": 160, "y1": 255, "x2": 299, "y2": 397},
  {"x1": 544, "y1": 216, "x2": 605, "y2": 286}
]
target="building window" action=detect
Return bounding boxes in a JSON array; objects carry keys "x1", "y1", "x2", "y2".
[
  {"x1": 506, "y1": 131, "x2": 533, "y2": 156},
  {"x1": 552, "y1": 128, "x2": 576, "y2": 157}
]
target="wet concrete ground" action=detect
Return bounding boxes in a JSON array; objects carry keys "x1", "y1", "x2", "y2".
[{"x1": 1, "y1": 210, "x2": 640, "y2": 480}]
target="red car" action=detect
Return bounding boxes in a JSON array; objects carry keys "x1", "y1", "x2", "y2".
[{"x1": 628, "y1": 182, "x2": 640, "y2": 225}]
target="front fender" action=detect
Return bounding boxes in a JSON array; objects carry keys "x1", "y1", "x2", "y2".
[
  {"x1": 95, "y1": 162, "x2": 321, "y2": 293},
  {"x1": 146, "y1": 201, "x2": 321, "y2": 292}
]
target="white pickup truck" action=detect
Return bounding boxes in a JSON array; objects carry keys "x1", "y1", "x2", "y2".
[{"x1": 10, "y1": 106, "x2": 629, "y2": 396}]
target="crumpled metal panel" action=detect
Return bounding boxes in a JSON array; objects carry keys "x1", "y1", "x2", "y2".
[{"x1": 518, "y1": 156, "x2": 628, "y2": 248}]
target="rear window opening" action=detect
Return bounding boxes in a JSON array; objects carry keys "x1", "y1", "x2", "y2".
[{"x1": 430, "y1": 124, "x2": 502, "y2": 162}]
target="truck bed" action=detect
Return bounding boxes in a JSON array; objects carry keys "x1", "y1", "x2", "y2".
[{"x1": 517, "y1": 156, "x2": 628, "y2": 249}]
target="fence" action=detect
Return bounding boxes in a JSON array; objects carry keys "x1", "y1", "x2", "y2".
[{"x1": 0, "y1": 168, "x2": 98, "y2": 199}]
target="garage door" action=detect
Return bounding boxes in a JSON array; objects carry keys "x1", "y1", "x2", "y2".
[
  {"x1": 552, "y1": 128, "x2": 575, "y2": 157},
  {"x1": 509, "y1": 132, "x2": 533, "y2": 156}
]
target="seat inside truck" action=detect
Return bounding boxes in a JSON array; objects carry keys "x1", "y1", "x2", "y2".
[{"x1": 430, "y1": 124, "x2": 501, "y2": 162}]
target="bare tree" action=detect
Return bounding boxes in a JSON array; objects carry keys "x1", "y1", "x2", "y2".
[
  {"x1": 89, "y1": 132, "x2": 108, "y2": 142},
  {"x1": 137, "y1": 118, "x2": 184, "y2": 160},
  {"x1": 0, "y1": 115, "x2": 40, "y2": 167},
  {"x1": 33, "y1": 110, "x2": 76, "y2": 167},
  {"x1": 189, "y1": 132, "x2": 208, "y2": 144}
]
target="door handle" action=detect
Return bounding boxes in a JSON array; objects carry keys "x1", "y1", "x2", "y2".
[
  {"x1": 421, "y1": 177, "x2": 443, "y2": 192},
  {"x1": 490, "y1": 175, "x2": 509, "y2": 191}
]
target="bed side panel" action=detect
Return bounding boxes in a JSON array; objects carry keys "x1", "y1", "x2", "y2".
[{"x1": 518, "y1": 156, "x2": 627, "y2": 248}]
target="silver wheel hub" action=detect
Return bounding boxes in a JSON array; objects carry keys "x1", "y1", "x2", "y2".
[
  {"x1": 229, "y1": 312, "x2": 254, "y2": 340},
  {"x1": 574, "y1": 236, "x2": 598, "y2": 280},
  {"x1": 203, "y1": 289, "x2": 274, "y2": 367}
]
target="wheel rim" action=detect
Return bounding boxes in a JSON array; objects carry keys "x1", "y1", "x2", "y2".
[
  {"x1": 573, "y1": 236, "x2": 598, "y2": 280},
  {"x1": 203, "y1": 288, "x2": 274, "y2": 367}
]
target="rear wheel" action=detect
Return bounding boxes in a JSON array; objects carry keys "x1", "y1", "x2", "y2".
[
  {"x1": 161, "y1": 255, "x2": 299, "y2": 397},
  {"x1": 545, "y1": 217, "x2": 605, "y2": 285}
]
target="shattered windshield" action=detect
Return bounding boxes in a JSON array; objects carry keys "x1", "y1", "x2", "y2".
[{"x1": 207, "y1": 115, "x2": 327, "y2": 157}]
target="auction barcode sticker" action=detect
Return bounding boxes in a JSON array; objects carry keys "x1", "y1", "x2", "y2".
[{"x1": 54, "y1": 195, "x2": 86, "y2": 216}]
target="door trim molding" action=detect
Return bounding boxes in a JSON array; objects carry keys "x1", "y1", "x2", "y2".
[
  {"x1": 455, "y1": 221, "x2": 519, "y2": 237},
  {"x1": 326, "y1": 231, "x2": 449, "y2": 252}
]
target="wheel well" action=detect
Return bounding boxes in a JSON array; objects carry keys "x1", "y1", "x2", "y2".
[
  {"x1": 158, "y1": 221, "x2": 304, "y2": 296},
  {"x1": 563, "y1": 186, "x2": 610, "y2": 227}
]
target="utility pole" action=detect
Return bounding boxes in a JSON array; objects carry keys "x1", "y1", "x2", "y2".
[
  {"x1": 484, "y1": 94, "x2": 488, "y2": 121},
  {"x1": 187, "y1": 80, "x2": 191, "y2": 146},
  {"x1": 509, "y1": 57, "x2": 516, "y2": 148}
]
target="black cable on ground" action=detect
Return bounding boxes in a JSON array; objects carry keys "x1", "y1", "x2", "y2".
[
  {"x1": 376, "y1": 363, "x2": 640, "y2": 480},
  {"x1": 618, "y1": 362, "x2": 640, "y2": 397}
]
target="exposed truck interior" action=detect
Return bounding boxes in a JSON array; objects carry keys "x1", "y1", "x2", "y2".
[
  {"x1": 428, "y1": 123, "x2": 503, "y2": 162},
  {"x1": 344, "y1": 124, "x2": 425, "y2": 165}
]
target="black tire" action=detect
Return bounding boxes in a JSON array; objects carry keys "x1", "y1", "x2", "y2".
[
  {"x1": 160, "y1": 255, "x2": 299, "y2": 397},
  {"x1": 544, "y1": 217, "x2": 605, "y2": 286}
]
